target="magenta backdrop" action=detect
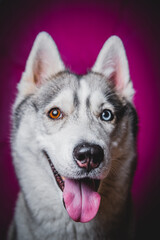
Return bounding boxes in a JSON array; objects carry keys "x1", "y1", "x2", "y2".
[{"x1": 0, "y1": 0, "x2": 160, "y2": 239}]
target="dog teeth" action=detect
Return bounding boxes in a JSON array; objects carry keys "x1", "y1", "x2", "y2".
[{"x1": 43, "y1": 151, "x2": 65, "y2": 191}]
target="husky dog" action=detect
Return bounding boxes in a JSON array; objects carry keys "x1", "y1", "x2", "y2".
[{"x1": 8, "y1": 32, "x2": 138, "y2": 240}]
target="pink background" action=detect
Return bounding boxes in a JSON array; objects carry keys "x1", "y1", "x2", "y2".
[{"x1": 0, "y1": 0, "x2": 160, "y2": 239}]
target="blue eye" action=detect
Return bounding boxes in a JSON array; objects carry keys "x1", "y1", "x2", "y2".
[{"x1": 100, "y1": 109, "x2": 114, "y2": 121}]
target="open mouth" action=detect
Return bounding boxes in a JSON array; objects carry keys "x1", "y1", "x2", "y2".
[
  {"x1": 44, "y1": 151, "x2": 65, "y2": 191},
  {"x1": 44, "y1": 151, "x2": 101, "y2": 223}
]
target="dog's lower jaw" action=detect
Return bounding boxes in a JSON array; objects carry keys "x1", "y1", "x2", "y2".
[{"x1": 43, "y1": 150, "x2": 101, "y2": 223}]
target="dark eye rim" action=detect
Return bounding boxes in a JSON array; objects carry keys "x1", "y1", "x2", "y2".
[
  {"x1": 48, "y1": 107, "x2": 63, "y2": 120},
  {"x1": 100, "y1": 109, "x2": 114, "y2": 122}
]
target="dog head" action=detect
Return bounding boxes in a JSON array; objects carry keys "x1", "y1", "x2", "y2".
[{"x1": 12, "y1": 32, "x2": 137, "y2": 223}]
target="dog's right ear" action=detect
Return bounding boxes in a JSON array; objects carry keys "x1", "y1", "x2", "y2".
[{"x1": 18, "y1": 32, "x2": 65, "y2": 96}]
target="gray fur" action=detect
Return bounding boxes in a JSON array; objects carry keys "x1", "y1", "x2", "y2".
[{"x1": 9, "y1": 32, "x2": 138, "y2": 240}]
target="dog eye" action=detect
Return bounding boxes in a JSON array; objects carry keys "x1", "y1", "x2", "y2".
[
  {"x1": 48, "y1": 108, "x2": 63, "y2": 120},
  {"x1": 100, "y1": 109, "x2": 114, "y2": 121}
]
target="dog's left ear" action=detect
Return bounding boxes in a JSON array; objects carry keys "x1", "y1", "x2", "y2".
[
  {"x1": 18, "y1": 32, "x2": 65, "y2": 96},
  {"x1": 92, "y1": 36, "x2": 134, "y2": 101}
]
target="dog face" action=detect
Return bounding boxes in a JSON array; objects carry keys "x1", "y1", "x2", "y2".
[
  {"x1": 12, "y1": 32, "x2": 137, "y2": 223},
  {"x1": 33, "y1": 71, "x2": 130, "y2": 180}
]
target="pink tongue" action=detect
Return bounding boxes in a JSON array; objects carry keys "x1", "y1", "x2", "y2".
[{"x1": 63, "y1": 178, "x2": 101, "y2": 223}]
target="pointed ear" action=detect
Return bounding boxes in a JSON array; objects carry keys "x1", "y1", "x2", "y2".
[
  {"x1": 92, "y1": 36, "x2": 134, "y2": 101},
  {"x1": 18, "y1": 32, "x2": 65, "y2": 96}
]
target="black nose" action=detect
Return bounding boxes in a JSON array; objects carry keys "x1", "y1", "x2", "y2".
[{"x1": 73, "y1": 142, "x2": 104, "y2": 172}]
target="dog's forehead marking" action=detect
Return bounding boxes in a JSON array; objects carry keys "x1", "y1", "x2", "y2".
[
  {"x1": 77, "y1": 79, "x2": 91, "y2": 118},
  {"x1": 78, "y1": 79, "x2": 91, "y2": 104},
  {"x1": 78, "y1": 78, "x2": 108, "y2": 114}
]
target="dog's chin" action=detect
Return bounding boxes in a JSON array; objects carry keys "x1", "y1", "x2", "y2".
[{"x1": 43, "y1": 150, "x2": 101, "y2": 223}]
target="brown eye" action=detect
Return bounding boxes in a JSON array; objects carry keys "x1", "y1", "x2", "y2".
[{"x1": 48, "y1": 108, "x2": 63, "y2": 120}]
